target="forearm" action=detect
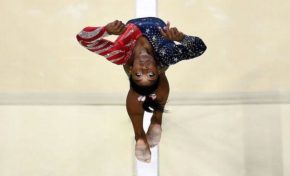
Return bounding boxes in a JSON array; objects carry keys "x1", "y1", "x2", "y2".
[
  {"x1": 180, "y1": 35, "x2": 207, "y2": 54},
  {"x1": 76, "y1": 26, "x2": 109, "y2": 46}
]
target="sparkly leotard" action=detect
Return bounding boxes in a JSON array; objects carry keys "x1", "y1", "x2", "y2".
[{"x1": 76, "y1": 17, "x2": 206, "y2": 67}]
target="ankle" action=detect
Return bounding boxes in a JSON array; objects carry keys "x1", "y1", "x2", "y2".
[
  {"x1": 150, "y1": 118, "x2": 162, "y2": 125},
  {"x1": 135, "y1": 133, "x2": 146, "y2": 141}
]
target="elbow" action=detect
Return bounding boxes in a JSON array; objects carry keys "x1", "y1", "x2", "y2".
[
  {"x1": 76, "y1": 34, "x2": 81, "y2": 42},
  {"x1": 201, "y1": 40, "x2": 207, "y2": 52},
  {"x1": 194, "y1": 37, "x2": 207, "y2": 56},
  {"x1": 76, "y1": 29, "x2": 84, "y2": 43},
  {"x1": 196, "y1": 37, "x2": 207, "y2": 55}
]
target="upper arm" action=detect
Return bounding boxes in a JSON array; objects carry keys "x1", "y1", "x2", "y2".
[{"x1": 123, "y1": 65, "x2": 131, "y2": 77}]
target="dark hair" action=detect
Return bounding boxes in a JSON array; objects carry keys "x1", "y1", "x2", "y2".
[{"x1": 129, "y1": 76, "x2": 165, "y2": 113}]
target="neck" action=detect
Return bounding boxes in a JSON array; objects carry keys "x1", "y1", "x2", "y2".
[{"x1": 127, "y1": 36, "x2": 153, "y2": 65}]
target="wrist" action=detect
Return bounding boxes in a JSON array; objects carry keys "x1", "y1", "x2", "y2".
[
  {"x1": 105, "y1": 25, "x2": 112, "y2": 35},
  {"x1": 176, "y1": 34, "x2": 185, "y2": 42}
]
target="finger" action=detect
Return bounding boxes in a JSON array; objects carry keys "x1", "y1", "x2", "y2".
[
  {"x1": 166, "y1": 21, "x2": 170, "y2": 29},
  {"x1": 119, "y1": 22, "x2": 126, "y2": 32},
  {"x1": 119, "y1": 25, "x2": 126, "y2": 34},
  {"x1": 178, "y1": 32, "x2": 185, "y2": 41},
  {"x1": 112, "y1": 22, "x2": 122, "y2": 34},
  {"x1": 116, "y1": 21, "x2": 123, "y2": 28},
  {"x1": 116, "y1": 24, "x2": 125, "y2": 33},
  {"x1": 119, "y1": 23, "x2": 125, "y2": 31},
  {"x1": 166, "y1": 29, "x2": 173, "y2": 40},
  {"x1": 112, "y1": 20, "x2": 119, "y2": 26},
  {"x1": 159, "y1": 28, "x2": 167, "y2": 37},
  {"x1": 171, "y1": 27, "x2": 178, "y2": 35},
  {"x1": 113, "y1": 20, "x2": 123, "y2": 30},
  {"x1": 163, "y1": 21, "x2": 170, "y2": 31}
]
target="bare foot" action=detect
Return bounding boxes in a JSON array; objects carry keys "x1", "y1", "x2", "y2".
[
  {"x1": 135, "y1": 139, "x2": 151, "y2": 163},
  {"x1": 146, "y1": 124, "x2": 162, "y2": 148}
]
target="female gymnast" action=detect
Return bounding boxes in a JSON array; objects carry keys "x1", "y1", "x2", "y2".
[{"x1": 76, "y1": 17, "x2": 206, "y2": 163}]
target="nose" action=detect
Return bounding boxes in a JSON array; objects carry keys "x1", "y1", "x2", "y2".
[{"x1": 139, "y1": 76, "x2": 150, "y2": 85}]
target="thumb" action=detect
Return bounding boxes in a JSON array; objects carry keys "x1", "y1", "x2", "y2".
[{"x1": 163, "y1": 21, "x2": 170, "y2": 30}]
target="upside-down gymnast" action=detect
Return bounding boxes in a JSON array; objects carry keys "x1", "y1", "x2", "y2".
[{"x1": 76, "y1": 17, "x2": 207, "y2": 163}]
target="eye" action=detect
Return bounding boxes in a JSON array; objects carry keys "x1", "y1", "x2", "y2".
[
  {"x1": 135, "y1": 73, "x2": 142, "y2": 77},
  {"x1": 148, "y1": 72, "x2": 155, "y2": 77}
]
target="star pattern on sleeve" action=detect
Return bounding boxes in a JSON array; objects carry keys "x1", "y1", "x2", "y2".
[{"x1": 127, "y1": 17, "x2": 207, "y2": 67}]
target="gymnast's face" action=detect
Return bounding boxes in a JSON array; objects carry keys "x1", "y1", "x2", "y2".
[{"x1": 130, "y1": 49, "x2": 160, "y2": 87}]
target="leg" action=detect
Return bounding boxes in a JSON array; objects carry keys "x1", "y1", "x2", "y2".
[
  {"x1": 126, "y1": 90, "x2": 146, "y2": 141},
  {"x1": 147, "y1": 73, "x2": 170, "y2": 147},
  {"x1": 126, "y1": 89, "x2": 151, "y2": 162},
  {"x1": 146, "y1": 113, "x2": 163, "y2": 148},
  {"x1": 150, "y1": 73, "x2": 169, "y2": 125}
]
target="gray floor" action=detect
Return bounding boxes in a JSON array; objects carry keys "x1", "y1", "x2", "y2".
[{"x1": 0, "y1": 104, "x2": 289, "y2": 176}]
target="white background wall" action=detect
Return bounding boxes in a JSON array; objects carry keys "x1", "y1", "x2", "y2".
[{"x1": 0, "y1": 0, "x2": 289, "y2": 94}]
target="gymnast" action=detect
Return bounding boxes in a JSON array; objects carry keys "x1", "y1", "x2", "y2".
[{"x1": 76, "y1": 17, "x2": 206, "y2": 163}]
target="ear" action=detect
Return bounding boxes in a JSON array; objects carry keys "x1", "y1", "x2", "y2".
[
  {"x1": 157, "y1": 66, "x2": 163, "y2": 74},
  {"x1": 158, "y1": 66, "x2": 168, "y2": 74}
]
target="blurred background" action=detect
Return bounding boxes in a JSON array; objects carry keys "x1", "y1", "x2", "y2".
[{"x1": 0, "y1": 0, "x2": 290, "y2": 175}]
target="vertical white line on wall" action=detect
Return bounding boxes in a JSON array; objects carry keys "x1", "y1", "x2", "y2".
[
  {"x1": 136, "y1": 0, "x2": 157, "y2": 17},
  {"x1": 135, "y1": 1, "x2": 159, "y2": 176}
]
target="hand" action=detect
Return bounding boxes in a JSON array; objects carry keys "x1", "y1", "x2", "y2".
[
  {"x1": 159, "y1": 21, "x2": 185, "y2": 42},
  {"x1": 105, "y1": 20, "x2": 126, "y2": 35}
]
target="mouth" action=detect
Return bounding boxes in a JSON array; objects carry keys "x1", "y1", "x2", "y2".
[
  {"x1": 139, "y1": 52, "x2": 154, "y2": 61},
  {"x1": 140, "y1": 53, "x2": 151, "y2": 59},
  {"x1": 139, "y1": 58, "x2": 154, "y2": 67}
]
